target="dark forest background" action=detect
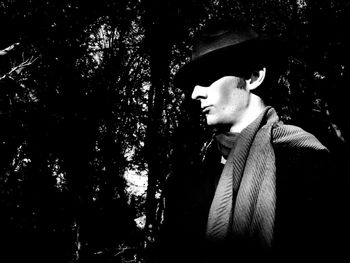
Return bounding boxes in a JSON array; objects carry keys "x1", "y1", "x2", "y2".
[{"x1": 1, "y1": 0, "x2": 349, "y2": 262}]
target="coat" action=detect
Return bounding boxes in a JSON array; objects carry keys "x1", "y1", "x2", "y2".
[{"x1": 151, "y1": 108, "x2": 344, "y2": 263}]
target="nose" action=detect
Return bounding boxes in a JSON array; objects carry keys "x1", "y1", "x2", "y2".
[{"x1": 191, "y1": 85, "x2": 207, "y2": 100}]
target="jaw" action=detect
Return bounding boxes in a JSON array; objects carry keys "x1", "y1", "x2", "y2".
[{"x1": 229, "y1": 95, "x2": 266, "y2": 133}]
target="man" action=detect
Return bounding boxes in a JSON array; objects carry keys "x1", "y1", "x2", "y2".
[{"x1": 151, "y1": 18, "x2": 341, "y2": 263}]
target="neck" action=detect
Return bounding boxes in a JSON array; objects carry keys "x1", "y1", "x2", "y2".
[{"x1": 229, "y1": 94, "x2": 266, "y2": 133}]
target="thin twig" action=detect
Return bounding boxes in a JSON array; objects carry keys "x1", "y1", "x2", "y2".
[{"x1": 0, "y1": 55, "x2": 39, "y2": 80}]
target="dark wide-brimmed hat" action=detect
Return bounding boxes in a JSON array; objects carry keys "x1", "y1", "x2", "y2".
[{"x1": 174, "y1": 19, "x2": 287, "y2": 89}]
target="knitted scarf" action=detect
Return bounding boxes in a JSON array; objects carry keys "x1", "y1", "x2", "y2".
[{"x1": 206, "y1": 106, "x2": 327, "y2": 246}]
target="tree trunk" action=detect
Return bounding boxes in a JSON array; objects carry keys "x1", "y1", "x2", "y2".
[{"x1": 143, "y1": 0, "x2": 171, "y2": 243}]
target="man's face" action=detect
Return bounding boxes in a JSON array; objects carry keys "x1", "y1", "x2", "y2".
[{"x1": 191, "y1": 76, "x2": 249, "y2": 128}]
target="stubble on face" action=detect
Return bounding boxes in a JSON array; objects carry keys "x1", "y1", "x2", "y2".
[{"x1": 204, "y1": 76, "x2": 249, "y2": 129}]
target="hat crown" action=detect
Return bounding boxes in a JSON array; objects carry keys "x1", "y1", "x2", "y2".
[
  {"x1": 173, "y1": 19, "x2": 286, "y2": 89},
  {"x1": 192, "y1": 21, "x2": 259, "y2": 60}
]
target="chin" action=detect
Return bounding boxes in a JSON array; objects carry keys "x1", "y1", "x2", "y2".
[
  {"x1": 206, "y1": 116, "x2": 234, "y2": 129},
  {"x1": 206, "y1": 116, "x2": 219, "y2": 126}
]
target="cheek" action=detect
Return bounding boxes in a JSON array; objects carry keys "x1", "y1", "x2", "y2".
[
  {"x1": 231, "y1": 89, "x2": 248, "y2": 106},
  {"x1": 219, "y1": 90, "x2": 240, "y2": 107},
  {"x1": 215, "y1": 89, "x2": 234, "y2": 107},
  {"x1": 220, "y1": 91, "x2": 248, "y2": 116},
  {"x1": 221, "y1": 84, "x2": 234, "y2": 98}
]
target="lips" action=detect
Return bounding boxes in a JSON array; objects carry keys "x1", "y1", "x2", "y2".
[{"x1": 202, "y1": 105, "x2": 211, "y2": 114}]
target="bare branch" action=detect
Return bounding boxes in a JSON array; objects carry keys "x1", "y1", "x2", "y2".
[
  {"x1": 0, "y1": 55, "x2": 39, "y2": 80},
  {"x1": 0, "y1": 42, "x2": 19, "y2": 56}
]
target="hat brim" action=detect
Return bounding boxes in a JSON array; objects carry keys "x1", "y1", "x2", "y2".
[{"x1": 174, "y1": 38, "x2": 287, "y2": 91}]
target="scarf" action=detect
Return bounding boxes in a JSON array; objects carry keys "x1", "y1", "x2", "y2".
[
  {"x1": 215, "y1": 132, "x2": 239, "y2": 159},
  {"x1": 206, "y1": 106, "x2": 327, "y2": 246}
]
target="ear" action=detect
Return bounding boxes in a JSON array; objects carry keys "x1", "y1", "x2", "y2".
[{"x1": 246, "y1": 67, "x2": 266, "y2": 91}]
